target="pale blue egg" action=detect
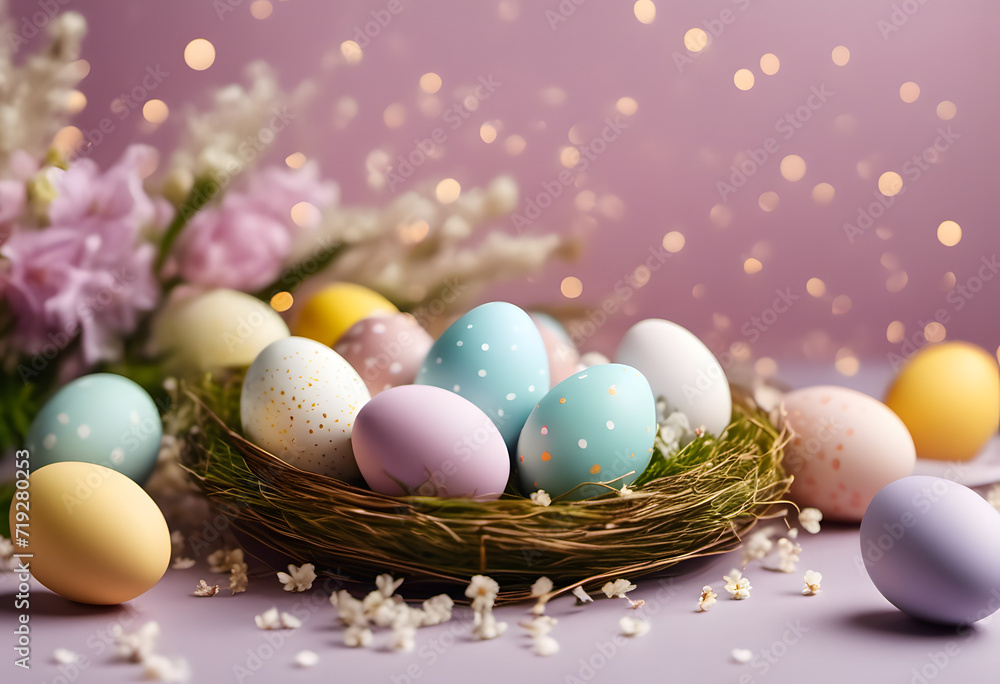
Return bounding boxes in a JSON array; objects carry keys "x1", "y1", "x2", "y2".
[
  {"x1": 26, "y1": 374, "x2": 162, "y2": 485},
  {"x1": 517, "y1": 364, "x2": 657, "y2": 501},
  {"x1": 416, "y1": 302, "x2": 549, "y2": 452}
]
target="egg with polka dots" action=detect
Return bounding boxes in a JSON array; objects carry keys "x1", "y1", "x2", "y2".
[
  {"x1": 26, "y1": 374, "x2": 162, "y2": 485},
  {"x1": 779, "y1": 385, "x2": 916, "y2": 522},
  {"x1": 415, "y1": 302, "x2": 549, "y2": 453},
  {"x1": 240, "y1": 336, "x2": 371, "y2": 481},
  {"x1": 334, "y1": 313, "x2": 433, "y2": 396},
  {"x1": 517, "y1": 363, "x2": 657, "y2": 501}
]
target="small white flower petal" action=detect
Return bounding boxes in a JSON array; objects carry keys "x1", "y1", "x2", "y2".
[
  {"x1": 530, "y1": 490, "x2": 552, "y2": 506},
  {"x1": 533, "y1": 635, "x2": 560, "y2": 656},
  {"x1": 143, "y1": 654, "x2": 191, "y2": 683},
  {"x1": 799, "y1": 507, "x2": 823, "y2": 534},
  {"x1": 732, "y1": 648, "x2": 754, "y2": 664},
  {"x1": 294, "y1": 650, "x2": 319, "y2": 668},
  {"x1": 619, "y1": 616, "x2": 650, "y2": 638},
  {"x1": 572, "y1": 586, "x2": 593, "y2": 603},
  {"x1": 530, "y1": 576, "x2": 554, "y2": 597},
  {"x1": 53, "y1": 648, "x2": 78, "y2": 665},
  {"x1": 171, "y1": 557, "x2": 195, "y2": 570}
]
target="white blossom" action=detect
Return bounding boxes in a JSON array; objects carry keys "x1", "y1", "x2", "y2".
[
  {"x1": 731, "y1": 648, "x2": 753, "y2": 664},
  {"x1": 530, "y1": 577, "x2": 553, "y2": 597},
  {"x1": 53, "y1": 648, "x2": 79, "y2": 665},
  {"x1": 741, "y1": 529, "x2": 775, "y2": 566},
  {"x1": 787, "y1": 528, "x2": 800, "y2": 539},
  {"x1": 391, "y1": 623, "x2": 417, "y2": 652},
  {"x1": 655, "y1": 408, "x2": 697, "y2": 455},
  {"x1": 193, "y1": 580, "x2": 219, "y2": 597},
  {"x1": 332, "y1": 590, "x2": 367, "y2": 626},
  {"x1": 519, "y1": 615, "x2": 557, "y2": 637},
  {"x1": 419, "y1": 594, "x2": 454, "y2": 626},
  {"x1": 723, "y1": 569, "x2": 751, "y2": 600},
  {"x1": 277, "y1": 563, "x2": 317, "y2": 592},
  {"x1": 530, "y1": 490, "x2": 551, "y2": 506},
  {"x1": 533, "y1": 635, "x2": 560, "y2": 656},
  {"x1": 294, "y1": 650, "x2": 319, "y2": 668},
  {"x1": 572, "y1": 586, "x2": 593, "y2": 604},
  {"x1": 698, "y1": 585, "x2": 718, "y2": 612},
  {"x1": 619, "y1": 616, "x2": 650, "y2": 638},
  {"x1": 229, "y1": 562, "x2": 249, "y2": 594},
  {"x1": 619, "y1": 485, "x2": 635, "y2": 498},
  {"x1": 799, "y1": 508, "x2": 823, "y2": 534},
  {"x1": 344, "y1": 625, "x2": 374, "y2": 648},
  {"x1": 471, "y1": 610, "x2": 507, "y2": 640},
  {"x1": 376, "y1": 573, "x2": 405, "y2": 598},
  {"x1": 115, "y1": 621, "x2": 160, "y2": 663},
  {"x1": 771, "y1": 538, "x2": 802, "y2": 574},
  {"x1": 207, "y1": 548, "x2": 244, "y2": 574},
  {"x1": 254, "y1": 607, "x2": 301, "y2": 630},
  {"x1": 803, "y1": 570, "x2": 823, "y2": 596},
  {"x1": 143, "y1": 654, "x2": 191, "y2": 683},
  {"x1": 171, "y1": 558, "x2": 195, "y2": 570},
  {"x1": 602, "y1": 578, "x2": 637, "y2": 599},
  {"x1": 466, "y1": 575, "x2": 500, "y2": 612}
]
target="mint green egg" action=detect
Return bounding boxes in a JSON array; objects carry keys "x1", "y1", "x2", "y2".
[{"x1": 26, "y1": 374, "x2": 162, "y2": 485}]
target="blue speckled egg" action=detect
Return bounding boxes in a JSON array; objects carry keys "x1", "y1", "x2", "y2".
[
  {"x1": 416, "y1": 302, "x2": 549, "y2": 452},
  {"x1": 517, "y1": 364, "x2": 657, "y2": 501},
  {"x1": 26, "y1": 374, "x2": 162, "y2": 485}
]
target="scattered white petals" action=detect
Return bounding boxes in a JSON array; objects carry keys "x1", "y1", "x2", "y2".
[
  {"x1": 530, "y1": 490, "x2": 551, "y2": 506},
  {"x1": 732, "y1": 648, "x2": 754, "y2": 664},
  {"x1": 391, "y1": 623, "x2": 417, "y2": 652},
  {"x1": 772, "y1": 538, "x2": 802, "y2": 574},
  {"x1": 419, "y1": 594, "x2": 455, "y2": 626},
  {"x1": 803, "y1": 570, "x2": 823, "y2": 596},
  {"x1": 171, "y1": 557, "x2": 195, "y2": 570},
  {"x1": 193, "y1": 580, "x2": 219, "y2": 597},
  {"x1": 207, "y1": 548, "x2": 244, "y2": 574},
  {"x1": 143, "y1": 654, "x2": 191, "y2": 683},
  {"x1": 277, "y1": 563, "x2": 317, "y2": 592},
  {"x1": 53, "y1": 648, "x2": 79, "y2": 665},
  {"x1": 698, "y1": 585, "x2": 718, "y2": 612},
  {"x1": 520, "y1": 615, "x2": 557, "y2": 637},
  {"x1": 602, "y1": 578, "x2": 637, "y2": 599},
  {"x1": 466, "y1": 575, "x2": 500, "y2": 610},
  {"x1": 655, "y1": 409, "x2": 696, "y2": 454},
  {"x1": 294, "y1": 650, "x2": 319, "y2": 668},
  {"x1": 533, "y1": 635, "x2": 560, "y2": 656},
  {"x1": 787, "y1": 528, "x2": 800, "y2": 539},
  {"x1": 332, "y1": 590, "x2": 367, "y2": 626},
  {"x1": 229, "y1": 562, "x2": 249, "y2": 594},
  {"x1": 471, "y1": 610, "x2": 507, "y2": 640},
  {"x1": 530, "y1": 576, "x2": 553, "y2": 597},
  {"x1": 344, "y1": 624, "x2": 374, "y2": 648},
  {"x1": 619, "y1": 616, "x2": 650, "y2": 638},
  {"x1": 619, "y1": 485, "x2": 635, "y2": 498},
  {"x1": 376, "y1": 573, "x2": 405, "y2": 598},
  {"x1": 723, "y1": 569, "x2": 751, "y2": 600},
  {"x1": 627, "y1": 598, "x2": 645, "y2": 610},
  {"x1": 115, "y1": 621, "x2": 160, "y2": 663},
  {"x1": 741, "y1": 529, "x2": 775, "y2": 566},
  {"x1": 799, "y1": 507, "x2": 823, "y2": 534},
  {"x1": 572, "y1": 586, "x2": 593, "y2": 604}
]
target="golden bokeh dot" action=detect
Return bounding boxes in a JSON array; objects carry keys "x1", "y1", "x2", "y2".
[
  {"x1": 941, "y1": 271, "x2": 957, "y2": 290},
  {"x1": 290, "y1": 201, "x2": 319, "y2": 227},
  {"x1": 936, "y1": 100, "x2": 958, "y2": 121},
  {"x1": 886, "y1": 321, "x2": 905, "y2": 343},
  {"x1": 66, "y1": 90, "x2": 87, "y2": 115},
  {"x1": 683, "y1": 28, "x2": 708, "y2": 53},
  {"x1": 142, "y1": 99, "x2": 169, "y2": 124},
  {"x1": 270, "y1": 291, "x2": 294, "y2": 313},
  {"x1": 633, "y1": 0, "x2": 656, "y2": 24},
  {"x1": 709, "y1": 203, "x2": 732, "y2": 228},
  {"x1": 560, "y1": 146, "x2": 581, "y2": 168},
  {"x1": 662, "y1": 231, "x2": 685, "y2": 253},
  {"x1": 760, "y1": 53, "x2": 780, "y2": 76},
  {"x1": 616, "y1": 96, "x2": 639, "y2": 116},
  {"x1": 758, "y1": 191, "x2": 780, "y2": 212},
  {"x1": 72, "y1": 58, "x2": 90, "y2": 79},
  {"x1": 743, "y1": 258, "x2": 763, "y2": 275},
  {"x1": 561, "y1": 276, "x2": 583, "y2": 299},
  {"x1": 632, "y1": 265, "x2": 651, "y2": 288},
  {"x1": 875, "y1": 226, "x2": 893, "y2": 240},
  {"x1": 285, "y1": 152, "x2": 306, "y2": 169},
  {"x1": 832, "y1": 294, "x2": 852, "y2": 315},
  {"x1": 575, "y1": 190, "x2": 596, "y2": 211},
  {"x1": 383, "y1": 103, "x2": 407, "y2": 128},
  {"x1": 419, "y1": 72, "x2": 443, "y2": 94},
  {"x1": 831, "y1": 45, "x2": 850, "y2": 66},
  {"x1": 806, "y1": 277, "x2": 826, "y2": 298},
  {"x1": 399, "y1": 220, "x2": 430, "y2": 245},
  {"x1": 886, "y1": 270, "x2": 909, "y2": 293},
  {"x1": 250, "y1": 0, "x2": 273, "y2": 19},
  {"x1": 505, "y1": 134, "x2": 527, "y2": 156},
  {"x1": 755, "y1": 357, "x2": 778, "y2": 378},
  {"x1": 340, "y1": 40, "x2": 363, "y2": 64},
  {"x1": 779, "y1": 154, "x2": 806, "y2": 182},
  {"x1": 184, "y1": 38, "x2": 216, "y2": 71},
  {"x1": 734, "y1": 69, "x2": 755, "y2": 91},
  {"x1": 877, "y1": 171, "x2": 903, "y2": 197},
  {"x1": 924, "y1": 321, "x2": 947, "y2": 343},
  {"x1": 477, "y1": 122, "x2": 498, "y2": 144},
  {"x1": 899, "y1": 81, "x2": 920, "y2": 104},
  {"x1": 811, "y1": 182, "x2": 835, "y2": 204},
  {"x1": 692, "y1": 283, "x2": 707, "y2": 299},
  {"x1": 937, "y1": 220, "x2": 962, "y2": 246},
  {"x1": 435, "y1": 178, "x2": 462, "y2": 204},
  {"x1": 835, "y1": 348, "x2": 860, "y2": 376},
  {"x1": 52, "y1": 125, "x2": 83, "y2": 155},
  {"x1": 731, "y1": 341, "x2": 751, "y2": 360}
]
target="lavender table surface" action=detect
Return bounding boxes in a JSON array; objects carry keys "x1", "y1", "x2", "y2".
[{"x1": 4, "y1": 362, "x2": 999, "y2": 684}]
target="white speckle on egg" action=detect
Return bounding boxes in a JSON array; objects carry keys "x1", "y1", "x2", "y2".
[
  {"x1": 498, "y1": 409, "x2": 505, "y2": 417},
  {"x1": 389, "y1": 362, "x2": 403, "y2": 374},
  {"x1": 607, "y1": 421, "x2": 615, "y2": 430},
  {"x1": 506, "y1": 393, "x2": 516, "y2": 400},
  {"x1": 110, "y1": 447, "x2": 125, "y2": 464},
  {"x1": 467, "y1": 324, "x2": 474, "y2": 329},
  {"x1": 43, "y1": 433, "x2": 57, "y2": 449},
  {"x1": 579, "y1": 374, "x2": 588, "y2": 379},
  {"x1": 456, "y1": 340, "x2": 464, "y2": 347},
  {"x1": 478, "y1": 369, "x2": 487, "y2": 377},
  {"x1": 436, "y1": 357, "x2": 442, "y2": 364},
  {"x1": 481, "y1": 343, "x2": 490, "y2": 351},
  {"x1": 578, "y1": 439, "x2": 588, "y2": 449},
  {"x1": 77, "y1": 425, "x2": 91, "y2": 439},
  {"x1": 57, "y1": 413, "x2": 69, "y2": 425},
  {"x1": 130, "y1": 411, "x2": 141, "y2": 426},
  {"x1": 529, "y1": 385, "x2": 536, "y2": 392},
  {"x1": 453, "y1": 384, "x2": 461, "y2": 392}
]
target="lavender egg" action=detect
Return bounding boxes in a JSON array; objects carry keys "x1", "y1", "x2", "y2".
[
  {"x1": 352, "y1": 385, "x2": 510, "y2": 499},
  {"x1": 861, "y1": 476, "x2": 1000, "y2": 625}
]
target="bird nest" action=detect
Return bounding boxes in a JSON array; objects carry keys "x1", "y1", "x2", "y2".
[{"x1": 180, "y1": 376, "x2": 791, "y2": 603}]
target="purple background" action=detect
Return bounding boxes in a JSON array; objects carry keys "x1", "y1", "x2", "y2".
[{"x1": 11, "y1": 0, "x2": 1000, "y2": 373}]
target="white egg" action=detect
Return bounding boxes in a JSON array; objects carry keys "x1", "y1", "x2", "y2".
[
  {"x1": 240, "y1": 337, "x2": 370, "y2": 481},
  {"x1": 615, "y1": 319, "x2": 732, "y2": 435}
]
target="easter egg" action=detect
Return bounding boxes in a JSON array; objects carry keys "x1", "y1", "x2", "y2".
[
  {"x1": 13, "y1": 462, "x2": 170, "y2": 604},
  {"x1": 240, "y1": 336, "x2": 370, "y2": 481},
  {"x1": 334, "y1": 313, "x2": 433, "y2": 395},
  {"x1": 517, "y1": 364, "x2": 657, "y2": 501},
  {"x1": 616, "y1": 319, "x2": 732, "y2": 436},
  {"x1": 26, "y1": 374, "x2": 161, "y2": 485},
  {"x1": 292, "y1": 283, "x2": 398, "y2": 347},
  {"x1": 780, "y1": 385, "x2": 916, "y2": 521},
  {"x1": 530, "y1": 313, "x2": 580, "y2": 387},
  {"x1": 861, "y1": 476, "x2": 1000, "y2": 625},
  {"x1": 352, "y1": 385, "x2": 510, "y2": 499},
  {"x1": 885, "y1": 342, "x2": 1000, "y2": 462},
  {"x1": 416, "y1": 302, "x2": 549, "y2": 452},
  {"x1": 153, "y1": 288, "x2": 289, "y2": 375}
]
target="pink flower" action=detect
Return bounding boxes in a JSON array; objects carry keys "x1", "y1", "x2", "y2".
[
  {"x1": 174, "y1": 162, "x2": 336, "y2": 291},
  {"x1": 0, "y1": 146, "x2": 159, "y2": 365}
]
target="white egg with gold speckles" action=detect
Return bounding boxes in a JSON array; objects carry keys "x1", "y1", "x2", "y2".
[{"x1": 240, "y1": 336, "x2": 371, "y2": 481}]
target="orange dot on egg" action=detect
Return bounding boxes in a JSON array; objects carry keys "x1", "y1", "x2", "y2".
[
  {"x1": 541, "y1": 451, "x2": 552, "y2": 461},
  {"x1": 590, "y1": 464, "x2": 601, "y2": 475},
  {"x1": 832, "y1": 458, "x2": 841, "y2": 470},
  {"x1": 559, "y1": 397, "x2": 566, "y2": 404},
  {"x1": 608, "y1": 386, "x2": 617, "y2": 395},
  {"x1": 836, "y1": 444, "x2": 844, "y2": 451}
]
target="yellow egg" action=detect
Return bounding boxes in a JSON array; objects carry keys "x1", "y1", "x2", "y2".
[
  {"x1": 885, "y1": 342, "x2": 1000, "y2": 461},
  {"x1": 292, "y1": 283, "x2": 398, "y2": 346},
  {"x1": 11, "y1": 462, "x2": 170, "y2": 604}
]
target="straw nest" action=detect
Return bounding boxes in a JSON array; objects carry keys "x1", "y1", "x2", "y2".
[{"x1": 180, "y1": 376, "x2": 791, "y2": 603}]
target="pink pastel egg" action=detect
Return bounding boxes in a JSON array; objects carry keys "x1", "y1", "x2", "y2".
[
  {"x1": 530, "y1": 313, "x2": 579, "y2": 387},
  {"x1": 334, "y1": 313, "x2": 433, "y2": 395},
  {"x1": 780, "y1": 385, "x2": 916, "y2": 522}
]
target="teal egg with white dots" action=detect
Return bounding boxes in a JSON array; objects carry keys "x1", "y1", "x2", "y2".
[
  {"x1": 516, "y1": 364, "x2": 657, "y2": 501},
  {"x1": 415, "y1": 302, "x2": 549, "y2": 452},
  {"x1": 26, "y1": 374, "x2": 162, "y2": 485}
]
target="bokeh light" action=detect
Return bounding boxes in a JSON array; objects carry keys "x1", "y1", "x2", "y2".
[
  {"x1": 184, "y1": 38, "x2": 216, "y2": 70},
  {"x1": 937, "y1": 220, "x2": 962, "y2": 246},
  {"x1": 435, "y1": 178, "x2": 462, "y2": 203},
  {"x1": 561, "y1": 276, "x2": 583, "y2": 298},
  {"x1": 734, "y1": 69, "x2": 755, "y2": 91}
]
